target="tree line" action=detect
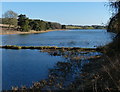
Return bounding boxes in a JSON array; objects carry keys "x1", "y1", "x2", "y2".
[
  {"x1": 66, "y1": 25, "x2": 106, "y2": 29},
  {"x1": 1, "y1": 10, "x2": 66, "y2": 31}
]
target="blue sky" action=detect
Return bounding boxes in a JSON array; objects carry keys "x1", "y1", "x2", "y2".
[{"x1": 2, "y1": 2, "x2": 111, "y2": 25}]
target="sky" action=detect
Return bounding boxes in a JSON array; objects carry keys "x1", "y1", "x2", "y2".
[{"x1": 2, "y1": 2, "x2": 112, "y2": 25}]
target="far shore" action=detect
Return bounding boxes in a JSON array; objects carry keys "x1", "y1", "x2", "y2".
[{"x1": 0, "y1": 29, "x2": 67, "y2": 35}]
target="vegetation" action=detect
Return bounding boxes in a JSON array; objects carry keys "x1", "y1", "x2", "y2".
[
  {"x1": 74, "y1": 1, "x2": 120, "y2": 92},
  {"x1": 18, "y1": 14, "x2": 30, "y2": 31},
  {"x1": 66, "y1": 1, "x2": 120, "y2": 92},
  {"x1": 1, "y1": 10, "x2": 106, "y2": 32},
  {"x1": 2, "y1": 48, "x2": 102, "y2": 92},
  {"x1": 17, "y1": 14, "x2": 64, "y2": 32},
  {"x1": 106, "y1": 0, "x2": 120, "y2": 55},
  {"x1": 2, "y1": 10, "x2": 18, "y2": 29},
  {"x1": 66, "y1": 25, "x2": 106, "y2": 29},
  {"x1": 0, "y1": 45, "x2": 101, "y2": 51},
  {"x1": 1, "y1": 1, "x2": 120, "y2": 92},
  {"x1": 107, "y1": 0, "x2": 120, "y2": 33},
  {"x1": 1, "y1": 11, "x2": 66, "y2": 32}
]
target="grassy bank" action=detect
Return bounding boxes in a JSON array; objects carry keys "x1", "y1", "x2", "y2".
[{"x1": 0, "y1": 29, "x2": 67, "y2": 35}]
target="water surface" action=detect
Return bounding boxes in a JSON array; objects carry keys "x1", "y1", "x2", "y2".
[
  {"x1": 1, "y1": 29, "x2": 116, "y2": 90},
  {"x1": 2, "y1": 49, "x2": 64, "y2": 90},
  {"x1": 2, "y1": 29, "x2": 115, "y2": 48}
]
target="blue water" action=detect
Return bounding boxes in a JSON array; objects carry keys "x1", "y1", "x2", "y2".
[
  {"x1": 1, "y1": 29, "x2": 116, "y2": 90},
  {"x1": 2, "y1": 49, "x2": 64, "y2": 90},
  {"x1": 2, "y1": 29, "x2": 115, "y2": 48}
]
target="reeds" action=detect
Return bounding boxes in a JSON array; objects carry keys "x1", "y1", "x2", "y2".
[{"x1": 0, "y1": 45, "x2": 102, "y2": 51}]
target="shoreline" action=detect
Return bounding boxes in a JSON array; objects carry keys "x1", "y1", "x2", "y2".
[
  {"x1": 0, "y1": 45, "x2": 103, "y2": 52},
  {"x1": 0, "y1": 29, "x2": 106, "y2": 35},
  {"x1": 0, "y1": 29, "x2": 67, "y2": 35}
]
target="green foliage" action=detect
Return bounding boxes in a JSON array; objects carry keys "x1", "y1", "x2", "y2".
[
  {"x1": 46, "y1": 22, "x2": 52, "y2": 29},
  {"x1": 46, "y1": 22, "x2": 62, "y2": 29},
  {"x1": 2, "y1": 10, "x2": 18, "y2": 28},
  {"x1": 66, "y1": 25, "x2": 105, "y2": 29},
  {"x1": 18, "y1": 14, "x2": 63, "y2": 32},
  {"x1": 29, "y1": 20, "x2": 41, "y2": 31},
  {"x1": 62, "y1": 25, "x2": 66, "y2": 29},
  {"x1": 2, "y1": 18, "x2": 18, "y2": 26},
  {"x1": 51, "y1": 22, "x2": 61, "y2": 29},
  {"x1": 18, "y1": 14, "x2": 30, "y2": 31},
  {"x1": 2, "y1": 10, "x2": 64, "y2": 32},
  {"x1": 21, "y1": 19, "x2": 30, "y2": 32},
  {"x1": 40, "y1": 20, "x2": 47, "y2": 30}
]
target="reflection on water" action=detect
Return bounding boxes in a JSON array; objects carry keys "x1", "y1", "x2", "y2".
[
  {"x1": 2, "y1": 48, "x2": 102, "y2": 90},
  {"x1": 2, "y1": 49, "x2": 64, "y2": 90},
  {"x1": 42, "y1": 49, "x2": 102, "y2": 87},
  {"x1": 2, "y1": 29, "x2": 115, "y2": 48},
  {"x1": 18, "y1": 49, "x2": 102, "y2": 90},
  {"x1": 1, "y1": 29, "x2": 116, "y2": 90}
]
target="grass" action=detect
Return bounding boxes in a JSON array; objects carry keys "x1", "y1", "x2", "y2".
[
  {"x1": 0, "y1": 45, "x2": 102, "y2": 51},
  {"x1": 2, "y1": 44, "x2": 120, "y2": 92},
  {"x1": 2, "y1": 47, "x2": 103, "y2": 92},
  {"x1": 70, "y1": 54, "x2": 120, "y2": 92}
]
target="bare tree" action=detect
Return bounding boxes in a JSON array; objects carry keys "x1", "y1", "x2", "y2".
[{"x1": 2, "y1": 10, "x2": 18, "y2": 29}]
